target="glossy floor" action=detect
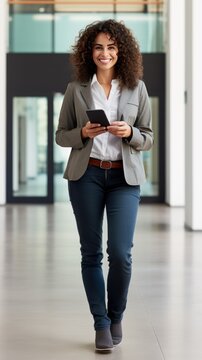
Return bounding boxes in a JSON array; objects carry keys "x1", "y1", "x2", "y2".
[{"x1": 0, "y1": 203, "x2": 202, "y2": 360}]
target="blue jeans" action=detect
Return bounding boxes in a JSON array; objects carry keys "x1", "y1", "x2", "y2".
[{"x1": 68, "y1": 165, "x2": 140, "y2": 330}]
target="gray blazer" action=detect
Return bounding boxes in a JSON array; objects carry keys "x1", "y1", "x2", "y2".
[{"x1": 55, "y1": 79, "x2": 153, "y2": 185}]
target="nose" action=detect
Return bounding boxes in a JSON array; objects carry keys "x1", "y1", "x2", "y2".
[{"x1": 101, "y1": 47, "x2": 109, "y2": 56}]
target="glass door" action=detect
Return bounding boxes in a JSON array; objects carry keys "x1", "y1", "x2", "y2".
[
  {"x1": 7, "y1": 96, "x2": 53, "y2": 203},
  {"x1": 141, "y1": 97, "x2": 159, "y2": 197}
]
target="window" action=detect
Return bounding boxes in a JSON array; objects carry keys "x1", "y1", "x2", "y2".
[{"x1": 9, "y1": 0, "x2": 166, "y2": 53}]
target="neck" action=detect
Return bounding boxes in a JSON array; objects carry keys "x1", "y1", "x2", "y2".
[{"x1": 96, "y1": 70, "x2": 115, "y2": 85}]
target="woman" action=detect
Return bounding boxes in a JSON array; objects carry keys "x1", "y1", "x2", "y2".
[{"x1": 56, "y1": 19, "x2": 153, "y2": 352}]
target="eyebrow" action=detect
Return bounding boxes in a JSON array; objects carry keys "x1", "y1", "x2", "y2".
[{"x1": 93, "y1": 42, "x2": 116, "y2": 46}]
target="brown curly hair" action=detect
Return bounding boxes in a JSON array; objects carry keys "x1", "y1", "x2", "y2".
[{"x1": 71, "y1": 19, "x2": 143, "y2": 88}]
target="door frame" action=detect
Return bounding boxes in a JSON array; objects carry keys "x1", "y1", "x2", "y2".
[{"x1": 7, "y1": 53, "x2": 165, "y2": 203}]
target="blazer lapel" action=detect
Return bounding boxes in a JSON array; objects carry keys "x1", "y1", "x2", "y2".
[
  {"x1": 80, "y1": 81, "x2": 94, "y2": 109},
  {"x1": 118, "y1": 87, "x2": 133, "y2": 120}
]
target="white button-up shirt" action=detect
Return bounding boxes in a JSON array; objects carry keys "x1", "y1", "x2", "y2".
[{"x1": 90, "y1": 74, "x2": 122, "y2": 161}]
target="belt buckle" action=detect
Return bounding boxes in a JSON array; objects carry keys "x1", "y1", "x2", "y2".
[{"x1": 100, "y1": 160, "x2": 112, "y2": 169}]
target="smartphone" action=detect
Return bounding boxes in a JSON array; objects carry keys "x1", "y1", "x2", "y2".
[{"x1": 86, "y1": 109, "x2": 110, "y2": 127}]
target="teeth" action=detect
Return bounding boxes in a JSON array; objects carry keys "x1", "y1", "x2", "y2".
[{"x1": 99, "y1": 59, "x2": 111, "y2": 64}]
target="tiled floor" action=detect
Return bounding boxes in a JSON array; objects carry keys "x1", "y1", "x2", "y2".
[{"x1": 0, "y1": 203, "x2": 202, "y2": 360}]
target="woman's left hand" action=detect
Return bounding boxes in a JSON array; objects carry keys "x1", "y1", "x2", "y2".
[{"x1": 107, "y1": 121, "x2": 132, "y2": 138}]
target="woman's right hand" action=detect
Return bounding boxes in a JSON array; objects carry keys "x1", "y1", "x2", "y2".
[{"x1": 82, "y1": 121, "x2": 107, "y2": 139}]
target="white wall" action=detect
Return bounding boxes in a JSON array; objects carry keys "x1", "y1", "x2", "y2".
[
  {"x1": 0, "y1": 0, "x2": 8, "y2": 205},
  {"x1": 165, "y1": 0, "x2": 185, "y2": 206},
  {"x1": 185, "y1": 0, "x2": 202, "y2": 230}
]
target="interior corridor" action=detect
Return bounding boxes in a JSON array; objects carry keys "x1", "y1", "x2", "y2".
[{"x1": 0, "y1": 203, "x2": 202, "y2": 360}]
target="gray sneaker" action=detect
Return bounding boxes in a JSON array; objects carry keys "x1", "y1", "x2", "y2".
[
  {"x1": 110, "y1": 322, "x2": 122, "y2": 345},
  {"x1": 95, "y1": 328, "x2": 114, "y2": 351}
]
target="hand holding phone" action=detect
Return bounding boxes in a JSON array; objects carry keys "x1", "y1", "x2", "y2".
[{"x1": 86, "y1": 109, "x2": 110, "y2": 127}]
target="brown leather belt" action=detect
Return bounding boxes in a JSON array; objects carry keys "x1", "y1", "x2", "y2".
[{"x1": 89, "y1": 158, "x2": 123, "y2": 170}]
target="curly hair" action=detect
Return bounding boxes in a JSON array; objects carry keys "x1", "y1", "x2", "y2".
[{"x1": 71, "y1": 19, "x2": 143, "y2": 88}]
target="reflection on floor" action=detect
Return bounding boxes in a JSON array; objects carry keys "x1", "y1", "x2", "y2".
[{"x1": 0, "y1": 204, "x2": 202, "y2": 360}]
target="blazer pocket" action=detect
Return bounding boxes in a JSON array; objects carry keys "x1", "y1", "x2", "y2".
[{"x1": 124, "y1": 103, "x2": 139, "y2": 123}]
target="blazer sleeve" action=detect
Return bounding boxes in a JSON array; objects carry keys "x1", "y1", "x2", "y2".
[
  {"x1": 55, "y1": 82, "x2": 88, "y2": 149},
  {"x1": 126, "y1": 81, "x2": 153, "y2": 151}
]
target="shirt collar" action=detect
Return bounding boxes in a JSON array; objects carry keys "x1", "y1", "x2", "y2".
[
  {"x1": 91, "y1": 74, "x2": 98, "y2": 86},
  {"x1": 91, "y1": 74, "x2": 119, "y2": 88}
]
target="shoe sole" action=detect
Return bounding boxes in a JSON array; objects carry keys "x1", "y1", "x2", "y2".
[{"x1": 95, "y1": 347, "x2": 114, "y2": 352}]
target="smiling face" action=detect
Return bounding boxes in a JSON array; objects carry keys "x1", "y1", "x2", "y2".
[{"x1": 92, "y1": 32, "x2": 118, "y2": 74}]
